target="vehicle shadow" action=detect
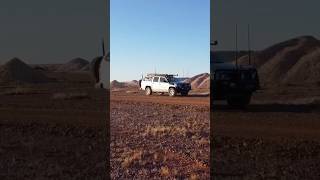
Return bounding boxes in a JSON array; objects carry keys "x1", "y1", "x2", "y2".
[
  {"x1": 151, "y1": 93, "x2": 209, "y2": 98},
  {"x1": 186, "y1": 94, "x2": 210, "y2": 98},
  {"x1": 211, "y1": 103, "x2": 320, "y2": 113}
]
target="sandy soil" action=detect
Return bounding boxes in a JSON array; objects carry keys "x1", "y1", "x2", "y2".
[
  {"x1": 110, "y1": 89, "x2": 210, "y2": 179},
  {"x1": 0, "y1": 71, "x2": 108, "y2": 179}
]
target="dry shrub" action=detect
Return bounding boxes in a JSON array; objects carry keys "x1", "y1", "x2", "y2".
[
  {"x1": 160, "y1": 166, "x2": 170, "y2": 177},
  {"x1": 121, "y1": 150, "x2": 143, "y2": 168},
  {"x1": 52, "y1": 92, "x2": 89, "y2": 100},
  {"x1": 197, "y1": 137, "x2": 209, "y2": 146},
  {"x1": 193, "y1": 160, "x2": 208, "y2": 170},
  {"x1": 189, "y1": 174, "x2": 199, "y2": 180},
  {"x1": 144, "y1": 125, "x2": 187, "y2": 137},
  {"x1": 2, "y1": 86, "x2": 35, "y2": 95}
]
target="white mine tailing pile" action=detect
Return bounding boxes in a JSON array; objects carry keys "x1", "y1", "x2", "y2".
[
  {"x1": 57, "y1": 58, "x2": 89, "y2": 72},
  {"x1": 237, "y1": 36, "x2": 320, "y2": 86},
  {"x1": 0, "y1": 58, "x2": 49, "y2": 83}
]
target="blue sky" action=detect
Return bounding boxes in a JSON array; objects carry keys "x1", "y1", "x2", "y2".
[{"x1": 110, "y1": 0, "x2": 210, "y2": 81}]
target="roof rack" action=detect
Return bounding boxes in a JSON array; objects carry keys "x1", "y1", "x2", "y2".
[{"x1": 146, "y1": 73, "x2": 178, "y2": 77}]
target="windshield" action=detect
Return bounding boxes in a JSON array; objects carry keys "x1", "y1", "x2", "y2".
[
  {"x1": 214, "y1": 71, "x2": 236, "y2": 80},
  {"x1": 240, "y1": 70, "x2": 258, "y2": 80},
  {"x1": 167, "y1": 76, "x2": 177, "y2": 83},
  {"x1": 214, "y1": 70, "x2": 258, "y2": 81}
]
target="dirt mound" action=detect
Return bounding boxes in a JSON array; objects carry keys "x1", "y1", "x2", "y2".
[
  {"x1": 0, "y1": 58, "x2": 49, "y2": 83},
  {"x1": 111, "y1": 80, "x2": 125, "y2": 88},
  {"x1": 197, "y1": 76, "x2": 210, "y2": 89},
  {"x1": 57, "y1": 58, "x2": 89, "y2": 72},
  {"x1": 238, "y1": 36, "x2": 320, "y2": 86},
  {"x1": 111, "y1": 80, "x2": 139, "y2": 89},
  {"x1": 79, "y1": 64, "x2": 90, "y2": 71},
  {"x1": 283, "y1": 49, "x2": 320, "y2": 85},
  {"x1": 185, "y1": 73, "x2": 210, "y2": 89},
  {"x1": 126, "y1": 80, "x2": 139, "y2": 87}
]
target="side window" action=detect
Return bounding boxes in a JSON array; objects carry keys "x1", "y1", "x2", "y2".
[
  {"x1": 144, "y1": 77, "x2": 150, "y2": 81},
  {"x1": 160, "y1": 77, "x2": 167, "y2": 82},
  {"x1": 153, "y1": 77, "x2": 159, "y2": 82}
]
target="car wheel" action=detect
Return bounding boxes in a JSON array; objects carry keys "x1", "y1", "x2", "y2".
[
  {"x1": 145, "y1": 87, "x2": 152, "y2": 95},
  {"x1": 181, "y1": 91, "x2": 188, "y2": 96},
  {"x1": 168, "y1": 88, "x2": 177, "y2": 97}
]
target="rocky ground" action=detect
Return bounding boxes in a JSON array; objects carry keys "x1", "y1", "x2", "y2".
[
  {"x1": 212, "y1": 87, "x2": 320, "y2": 179},
  {"x1": 211, "y1": 135, "x2": 320, "y2": 179},
  {"x1": 0, "y1": 71, "x2": 108, "y2": 179},
  {"x1": 110, "y1": 90, "x2": 210, "y2": 179}
]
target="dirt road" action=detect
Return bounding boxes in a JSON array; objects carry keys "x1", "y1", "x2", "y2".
[{"x1": 111, "y1": 90, "x2": 209, "y2": 106}]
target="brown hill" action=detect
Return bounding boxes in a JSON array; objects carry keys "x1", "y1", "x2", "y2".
[
  {"x1": 57, "y1": 58, "x2": 89, "y2": 72},
  {"x1": 238, "y1": 36, "x2": 320, "y2": 86},
  {"x1": 185, "y1": 73, "x2": 210, "y2": 89},
  {"x1": 126, "y1": 80, "x2": 139, "y2": 87},
  {"x1": 0, "y1": 58, "x2": 49, "y2": 83},
  {"x1": 197, "y1": 75, "x2": 210, "y2": 89},
  {"x1": 110, "y1": 80, "x2": 125, "y2": 88},
  {"x1": 184, "y1": 73, "x2": 210, "y2": 89},
  {"x1": 111, "y1": 80, "x2": 139, "y2": 89}
]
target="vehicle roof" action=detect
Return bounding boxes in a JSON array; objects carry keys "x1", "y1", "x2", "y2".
[{"x1": 146, "y1": 73, "x2": 178, "y2": 77}]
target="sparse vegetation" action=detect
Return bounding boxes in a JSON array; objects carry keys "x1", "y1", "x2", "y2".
[
  {"x1": 1, "y1": 86, "x2": 36, "y2": 95},
  {"x1": 52, "y1": 92, "x2": 90, "y2": 100},
  {"x1": 143, "y1": 125, "x2": 188, "y2": 137},
  {"x1": 160, "y1": 166, "x2": 170, "y2": 177},
  {"x1": 121, "y1": 149, "x2": 143, "y2": 168},
  {"x1": 0, "y1": 68, "x2": 107, "y2": 179},
  {"x1": 111, "y1": 92, "x2": 210, "y2": 179}
]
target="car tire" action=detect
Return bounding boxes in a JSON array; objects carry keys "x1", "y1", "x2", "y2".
[
  {"x1": 168, "y1": 88, "x2": 177, "y2": 97},
  {"x1": 138, "y1": 80, "x2": 142, "y2": 88},
  {"x1": 145, "y1": 87, "x2": 152, "y2": 95},
  {"x1": 181, "y1": 91, "x2": 188, "y2": 96}
]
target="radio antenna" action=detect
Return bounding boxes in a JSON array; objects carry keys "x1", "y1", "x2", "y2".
[
  {"x1": 248, "y1": 24, "x2": 251, "y2": 65},
  {"x1": 101, "y1": 38, "x2": 106, "y2": 56},
  {"x1": 235, "y1": 24, "x2": 238, "y2": 69}
]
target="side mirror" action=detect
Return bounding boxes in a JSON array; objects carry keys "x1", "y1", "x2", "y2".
[{"x1": 210, "y1": 40, "x2": 218, "y2": 46}]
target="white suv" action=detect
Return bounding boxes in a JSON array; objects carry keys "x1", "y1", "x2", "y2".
[{"x1": 139, "y1": 74, "x2": 191, "y2": 96}]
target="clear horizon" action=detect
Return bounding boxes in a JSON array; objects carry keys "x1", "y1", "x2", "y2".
[{"x1": 110, "y1": 0, "x2": 210, "y2": 81}]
